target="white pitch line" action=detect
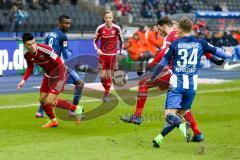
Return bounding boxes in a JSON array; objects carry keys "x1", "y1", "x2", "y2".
[{"x1": 0, "y1": 87, "x2": 239, "y2": 109}]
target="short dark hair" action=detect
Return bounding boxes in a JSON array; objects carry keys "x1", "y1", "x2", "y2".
[
  {"x1": 22, "y1": 33, "x2": 34, "y2": 43},
  {"x1": 178, "y1": 17, "x2": 193, "y2": 33},
  {"x1": 157, "y1": 17, "x2": 172, "y2": 27},
  {"x1": 59, "y1": 15, "x2": 70, "y2": 22}
]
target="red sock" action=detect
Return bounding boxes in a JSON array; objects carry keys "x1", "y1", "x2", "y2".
[
  {"x1": 55, "y1": 99, "x2": 76, "y2": 111},
  {"x1": 134, "y1": 82, "x2": 148, "y2": 116},
  {"x1": 184, "y1": 111, "x2": 201, "y2": 135},
  {"x1": 105, "y1": 77, "x2": 112, "y2": 96},
  {"x1": 101, "y1": 77, "x2": 107, "y2": 90},
  {"x1": 42, "y1": 103, "x2": 55, "y2": 119}
]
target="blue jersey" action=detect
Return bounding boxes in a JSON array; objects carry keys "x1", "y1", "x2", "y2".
[
  {"x1": 164, "y1": 36, "x2": 216, "y2": 90},
  {"x1": 44, "y1": 28, "x2": 69, "y2": 59}
]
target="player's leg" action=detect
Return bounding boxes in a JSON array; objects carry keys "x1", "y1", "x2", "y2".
[
  {"x1": 120, "y1": 69, "x2": 171, "y2": 125},
  {"x1": 40, "y1": 92, "x2": 59, "y2": 128},
  {"x1": 69, "y1": 70, "x2": 84, "y2": 105},
  {"x1": 152, "y1": 90, "x2": 191, "y2": 147},
  {"x1": 36, "y1": 75, "x2": 51, "y2": 119},
  {"x1": 99, "y1": 56, "x2": 110, "y2": 101},
  {"x1": 184, "y1": 109, "x2": 204, "y2": 142},
  {"x1": 102, "y1": 55, "x2": 116, "y2": 102},
  {"x1": 35, "y1": 105, "x2": 44, "y2": 118},
  {"x1": 120, "y1": 74, "x2": 151, "y2": 124},
  {"x1": 181, "y1": 90, "x2": 204, "y2": 142}
]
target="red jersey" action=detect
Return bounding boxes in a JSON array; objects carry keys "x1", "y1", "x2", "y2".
[
  {"x1": 148, "y1": 30, "x2": 213, "y2": 68},
  {"x1": 94, "y1": 23, "x2": 123, "y2": 54},
  {"x1": 23, "y1": 44, "x2": 64, "y2": 81},
  {"x1": 148, "y1": 31, "x2": 178, "y2": 68}
]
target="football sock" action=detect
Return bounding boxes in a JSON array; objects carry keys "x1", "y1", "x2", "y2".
[
  {"x1": 161, "y1": 121, "x2": 176, "y2": 137},
  {"x1": 105, "y1": 77, "x2": 112, "y2": 96},
  {"x1": 72, "y1": 83, "x2": 84, "y2": 105},
  {"x1": 166, "y1": 113, "x2": 182, "y2": 127},
  {"x1": 42, "y1": 103, "x2": 55, "y2": 119},
  {"x1": 134, "y1": 80, "x2": 149, "y2": 116},
  {"x1": 37, "y1": 104, "x2": 44, "y2": 113},
  {"x1": 184, "y1": 111, "x2": 201, "y2": 135},
  {"x1": 134, "y1": 96, "x2": 147, "y2": 116},
  {"x1": 55, "y1": 99, "x2": 77, "y2": 111},
  {"x1": 101, "y1": 77, "x2": 107, "y2": 91}
]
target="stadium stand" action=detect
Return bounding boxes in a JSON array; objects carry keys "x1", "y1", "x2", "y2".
[{"x1": 0, "y1": 0, "x2": 103, "y2": 32}]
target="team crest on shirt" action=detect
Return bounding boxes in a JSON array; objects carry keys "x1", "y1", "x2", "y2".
[
  {"x1": 39, "y1": 55, "x2": 45, "y2": 60},
  {"x1": 111, "y1": 30, "x2": 115, "y2": 35},
  {"x1": 63, "y1": 41, "x2": 68, "y2": 47}
]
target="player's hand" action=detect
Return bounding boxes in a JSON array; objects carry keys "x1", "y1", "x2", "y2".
[
  {"x1": 97, "y1": 49, "x2": 103, "y2": 55},
  {"x1": 225, "y1": 47, "x2": 234, "y2": 57},
  {"x1": 17, "y1": 80, "x2": 26, "y2": 89}
]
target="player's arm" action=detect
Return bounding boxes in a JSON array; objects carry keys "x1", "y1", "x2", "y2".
[
  {"x1": 150, "y1": 45, "x2": 173, "y2": 81},
  {"x1": 205, "y1": 52, "x2": 224, "y2": 65},
  {"x1": 18, "y1": 60, "x2": 34, "y2": 88},
  {"x1": 93, "y1": 27, "x2": 102, "y2": 55},
  {"x1": 201, "y1": 40, "x2": 233, "y2": 59},
  {"x1": 148, "y1": 43, "x2": 170, "y2": 69},
  {"x1": 118, "y1": 27, "x2": 124, "y2": 54},
  {"x1": 61, "y1": 35, "x2": 72, "y2": 60}
]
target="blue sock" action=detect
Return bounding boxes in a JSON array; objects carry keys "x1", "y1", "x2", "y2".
[
  {"x1": 73, "y1": 85, "x2": 83, "y2": 105},
  {"x1": 161, "y1": 121, "x2": 176, "y2": 137},
  {"x1": 37, "y1": 105, "x2": 44, "y2": 113},
  {"x1": 166, "y1": 113, "x2": 182, "y2": 127}
]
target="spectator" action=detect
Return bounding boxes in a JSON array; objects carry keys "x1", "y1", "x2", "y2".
[
  {"x1": 115, "y1": 0, "x2": 131, "y2": 16},
  {"x1": 70, "y1": 0, "x2": 77, "y2": 5},
  {"x1": 214, "y1": 4, "x2": 222, "y2": 11},
  {"x1": 39, "y1": 0, "x2": 48, "y2": 10},
  {"x1": 29, "y1": 0, "x2": 40, "y2": 10},
  {"x1": 0, "y1": 0, "x2": 13, "y2": 9},
  {"x1": 181, "y1": 0, "x2": 193, "y2": 13},
  {"x1": 147, "y1": 24, "x2": 163, "y2": 50},
  {"x1": 9, "y1": 4, "x2": 28, "y2": 34},
  {"x1": 141, "y1": 4, "x2": 153, "y2": 18}
]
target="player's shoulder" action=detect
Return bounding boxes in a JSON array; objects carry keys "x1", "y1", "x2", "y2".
[
  {"x1": 166, "y1": 31, "x2": 178, "y2": 42},
  {"x1": 112, "y1": 23, "x2": 121, "y2": 31},
  {"x1": 96, "y1": 23, "x2": 105, "y2": 31},
  {"x1": 37, "y1": 44, "x2": 52, "y2": 52}
]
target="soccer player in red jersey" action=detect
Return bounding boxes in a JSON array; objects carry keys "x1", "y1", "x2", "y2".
[
  {"x1": 94, "y1": 11, "x2": 123, "y2": 102},
  {"x1": 17, "y1": 33, "x2": 83, "y2": 128},
  {"x1": 121, "y1": 17, "x2": 224, "y2": 142}
]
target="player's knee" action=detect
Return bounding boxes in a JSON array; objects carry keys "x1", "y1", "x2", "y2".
[
  {"x1": 75, "y1": 80, "x2": 84, "y2": 88},
  {"x1": 39, "y1": 97, "x2": 45, "y2": 105},
  {"x1": 44, "y1": 98, "x2": 55, "y2": 106}
]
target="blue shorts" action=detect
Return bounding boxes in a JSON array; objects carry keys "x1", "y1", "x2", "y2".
[
  {"x1": 66, "y1": 70, "x2": 81, "y2": 84},
  {"x1": 165, "y1": 88, "x2": 196, "y2": 110}
]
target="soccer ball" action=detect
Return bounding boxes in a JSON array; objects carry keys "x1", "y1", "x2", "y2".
[{"x1": 112, "y1": 70, "x2": 128, "y2": 87}]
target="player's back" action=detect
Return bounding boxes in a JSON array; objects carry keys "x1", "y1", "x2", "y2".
[
  {"x1": 45, "y1": 28, "x2": 67, "y2": 57},
  {"x1": 169, "y1": 35, "x2": 206, "y2": 90}
]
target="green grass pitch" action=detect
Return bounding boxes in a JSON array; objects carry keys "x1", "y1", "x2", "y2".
[{"x1": 0, "y1": 81, "x2": 240, "y2": 160}]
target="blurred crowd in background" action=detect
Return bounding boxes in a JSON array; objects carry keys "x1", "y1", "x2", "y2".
[
  {"x1": 125, "y1": 22, "x2": 240, "y2": 65},
  {"x1": 141, "y1": 0, "x2": 193, "y2": 19}
]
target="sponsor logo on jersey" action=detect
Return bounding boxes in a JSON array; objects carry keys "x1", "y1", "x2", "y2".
[
  {"x1": 39, "y1": 55, "x2": 45, "y2": 60},
  {"x1": 63, "y1": 41, "x2": 68, "y2": 47}
]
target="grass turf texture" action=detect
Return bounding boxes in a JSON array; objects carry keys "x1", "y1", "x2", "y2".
[{"x1": 0, "y1": 81, "x2": 240, "y2": 160}]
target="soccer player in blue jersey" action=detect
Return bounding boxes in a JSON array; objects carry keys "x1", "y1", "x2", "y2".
[
  {"x1": 150, "y1": 17, "x2": 233, "y2": 147},
  {"x1": 35, "y1": 15, "x2": 84, "y2": 118}
]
